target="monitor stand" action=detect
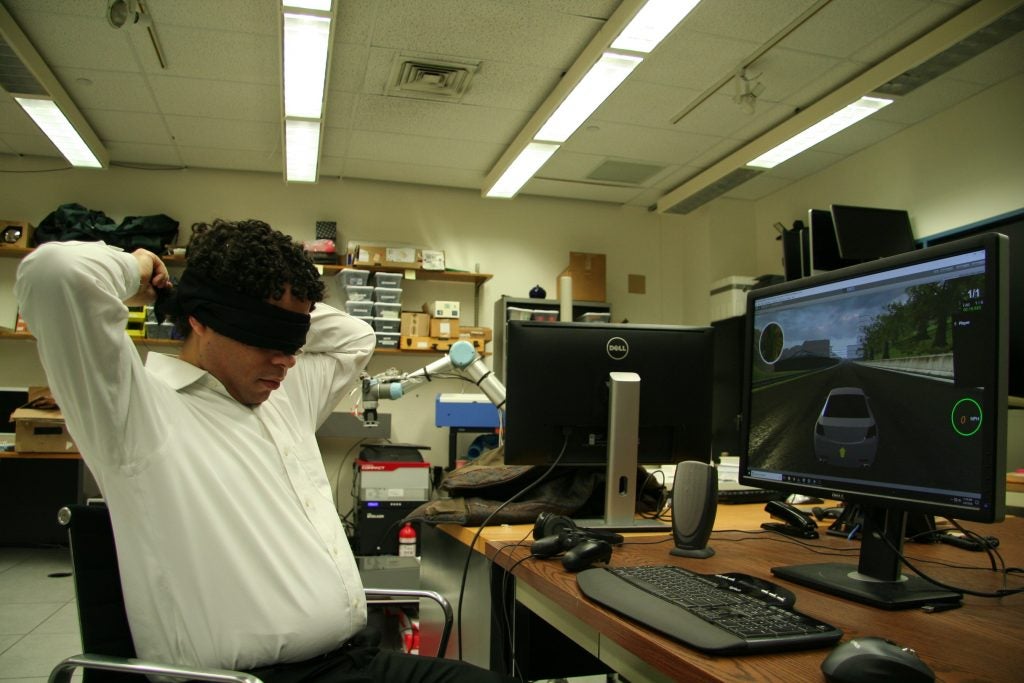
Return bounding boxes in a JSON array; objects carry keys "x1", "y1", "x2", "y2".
[
  {"x1": 575, "y1": 372, "x2": 671, "y2": 534},
  {"x1": 771, "y1": 505, "x2": 961, "y2": 609}
]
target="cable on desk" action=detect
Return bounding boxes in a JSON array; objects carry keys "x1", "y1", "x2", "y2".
[{"x1": 875, "y1": 527, "x2": 1024, "y2": 599}]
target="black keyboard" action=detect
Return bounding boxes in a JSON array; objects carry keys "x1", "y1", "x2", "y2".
[{"x1": 576, "y1": 565, "x2": 842, "y2": 654}]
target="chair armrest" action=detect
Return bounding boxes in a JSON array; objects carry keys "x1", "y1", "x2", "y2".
[
  {"x1": 49, "y1": 653, "x2": 263, "y2": 683},
  {"x1": 363, "y1": 588, "x2": 453, "y2": 657}
]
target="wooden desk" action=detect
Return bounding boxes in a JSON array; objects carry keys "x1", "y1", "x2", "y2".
[{"x1": 428, "y1": 506, "x2": 1024, "y2": 682}]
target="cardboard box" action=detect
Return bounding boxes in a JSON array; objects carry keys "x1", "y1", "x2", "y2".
[
  {"x1": 349, "y1": 242, "x2": 422, "y2": 269},
  {"x1": 401, "y1": 312, "x2": 431, "y2": 337},
  {"x1": 401, "y1": 335, "x2": 433, "y2": 351},
  {"x1": 430, "y1": 317, "x2": 460, "y2": 339},
  {"x1": 458, "y1": 326, "x2": 493, "y2": 343},
  {"x1": 0, "y1": 221, "x2": 33, "y2": 249},
  {"x1": 558, "y1": 252, "x2": 606, "y2": 302},
  {"x1": 425, "y1": 300, "x2": 460, "y2": 319},
  {"x1": 11, "y1": 387, "x2": 78, "y2": 453},
  {"x1": 421, "y1": 250, "x2": 445, "y2": 271}
]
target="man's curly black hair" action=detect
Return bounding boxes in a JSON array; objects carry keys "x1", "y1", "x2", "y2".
[{"x1": 185, "y1": 219, "x2": 325, "y2": 303}]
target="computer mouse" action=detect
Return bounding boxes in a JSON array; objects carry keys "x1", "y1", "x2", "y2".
[
  {"x1": 713, "y1": 572, "x2": 796, "y2": 608},
  {"x1": 561, "y1": 539, "x2": 613, "y2": 572},
  {"x1": 821, "y1": 637, "x2": 935, "y2": 683}
]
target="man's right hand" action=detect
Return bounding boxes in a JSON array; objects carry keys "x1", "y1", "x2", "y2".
[{"x1": 126, "y1": 249, "x2": 172, "y2": 306}]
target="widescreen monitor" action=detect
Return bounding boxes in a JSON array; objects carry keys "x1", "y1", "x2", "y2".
[
  {"x1": 740, "y1": 232, "x2": 1007, "y2": 609},
  {"x1": 504, "y1": 321, "x2": 714, "y2": 528},
  {"x1": 830, "y1": 204, "x2": 917, "y2": 261}
]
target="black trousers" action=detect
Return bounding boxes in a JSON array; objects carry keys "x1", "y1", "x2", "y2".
[{"x1": 245, "y1": 645, "x2": 516, "y2": 683}]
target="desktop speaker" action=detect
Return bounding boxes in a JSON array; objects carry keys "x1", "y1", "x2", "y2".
[{"x1": 670, "y1": 461, "x2": 718, "y2": 558}]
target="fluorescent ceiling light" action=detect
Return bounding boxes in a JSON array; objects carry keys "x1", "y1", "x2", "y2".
[
  {"x1": 282, "y1": 12, "x2": 331, "y2": 118},
  {"x1": 611, "y1": 0, "x2": 700, "y2": 53},
  {"x1": 14, "y1": 97, "x2": 103, "y2": 168},
  {"x1": 283, "y1": 0, "x2": 331, "y2": 10},
  {"x1": 748, "y1": 95, "x2": 893, "y2": 169},
  {"x1": 485, "y1": 142, "x2": 560, "y2": 198},
  {"x1": 535, "y1": 52, "x2": 642, "y2": 143},
  {"x1": 285, "y1": 119, "x2": 322, "y2": 183}
]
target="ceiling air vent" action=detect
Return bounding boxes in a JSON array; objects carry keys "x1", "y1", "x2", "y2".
[
  {"x1": 387, "y1": 55, "x2": 479, "y2": 102},
  {"x1": 0, "y1": 35, "x2": 46, "y2": 95},
  {"x1": 664, "y1": 167, "x2": 763, "y2": 214},
  {"x1": 587, "y1": 159, "x2": 665, "y2": 185},
  {"x1": 876, "y1": 6, "x2": 1024, "y2": 97}
]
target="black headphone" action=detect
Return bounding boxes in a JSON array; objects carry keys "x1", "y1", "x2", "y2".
[
  {"x1": 532, "y1": 512, "x2": 624, "y2": 545},
  {"x1": 530, "y1": 513, "x2": 620, "y2": 572}
]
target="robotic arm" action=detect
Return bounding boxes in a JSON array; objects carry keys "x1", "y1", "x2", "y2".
[{"x1": 359, "y1": 340, "x2": 506, "y2": 427}]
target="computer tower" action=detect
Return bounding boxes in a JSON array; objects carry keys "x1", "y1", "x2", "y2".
[{"x1": 355, "y1": 500, "x2": 421, "y2": 556}]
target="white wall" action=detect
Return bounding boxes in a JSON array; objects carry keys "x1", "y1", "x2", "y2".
[
  {"x1": 0, "y1": 166, "x2": 737, "y2": 507},
  {"x1": 3, "y1": 71, "x2": 1020, "y2": 508},
  {"x1": 751, "y1": 74, "x2": 1024, "y2": 273}
]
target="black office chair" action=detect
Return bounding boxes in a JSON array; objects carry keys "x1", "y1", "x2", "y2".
[{"x1": 49, "y1": 504, "x2": 453, "y2": 683}]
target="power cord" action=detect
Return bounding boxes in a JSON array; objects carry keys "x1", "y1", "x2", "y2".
[
  {"x1": 454, "y1": 433, "x2": 568, "y2": 660},
  {"x1": 873, "y1": 527, "x2": 1024, "y2": 599}
]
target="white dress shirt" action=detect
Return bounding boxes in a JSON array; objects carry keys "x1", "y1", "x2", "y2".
[{"x1": 15, "y1": 241, "x2": 377, "y2": 670}]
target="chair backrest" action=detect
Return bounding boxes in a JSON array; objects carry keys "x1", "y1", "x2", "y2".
[{"x1": 60, "y1": 503, "x2": 141, "y2": 683}]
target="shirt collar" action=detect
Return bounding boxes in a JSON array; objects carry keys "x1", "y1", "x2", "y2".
[{"x1": 145, "y1": 352, "x2": 226, "y2": 395}]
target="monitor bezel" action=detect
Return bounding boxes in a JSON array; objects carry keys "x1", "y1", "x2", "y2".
[{"x1": 738, "y1": 232, "x2": 1008, "y2": 524}]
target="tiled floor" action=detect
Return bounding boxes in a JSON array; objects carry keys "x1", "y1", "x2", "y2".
[
  {"x1": 0, "y1": 546, "x2": 81, "y2": 683},
  {"x1": 0, "y1": 546, "x2": 613, "y2": 683}
]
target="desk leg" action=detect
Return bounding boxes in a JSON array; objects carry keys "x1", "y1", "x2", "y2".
[{"x1": 419, "y1": 524, "x2": 496, "y2": 667}]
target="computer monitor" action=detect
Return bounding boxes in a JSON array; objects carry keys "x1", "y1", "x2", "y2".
[
  {"x1": 808, "y1": 209, "x2": 862, "y2": 273},
  {"x1": 830, "y1": 204, "x2": 917, "y2": 261},
  {"x1": 923, "y1": 209, "x2": 1023, "y2": 400},
  {"x1": 740, "y1": 232, "x2": 1008, "y2": 609},
  {"x1": 504, "y1": 320, "x2": 714, "y2": 528}
]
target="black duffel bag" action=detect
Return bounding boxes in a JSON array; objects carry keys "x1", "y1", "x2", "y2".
[{"x1": 33, "y1": 203, "x2": 179, "y2": 254}]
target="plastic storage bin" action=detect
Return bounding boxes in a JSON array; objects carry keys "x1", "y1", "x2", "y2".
[
  {"x1": 373, "y1": 302, "x2": 402, "y2": 319},
  {"x1": 372, "y1": 272, "x2": 403, "y2": 288},
  {"x1": 341, "y1": 285, "x2": 374, "y2": 302},
  {"x1": 374, "y1": 287, "x2": 403, "y2": 303},
  {"x1": 345, "y1": 300, "x2": 374, "y2": 317},
  {"x1": 336, "y1": 269, "x2": 370, "y2": 287},
  {"x1": 507, "y1": 306, "x2": 534, "y2": 321},
  {"x1": 375, "y1": 332, "x2": 400, "y2": 349},
  {"x1": 373, "y1": 317, "x2": 401, "y2": 333}
]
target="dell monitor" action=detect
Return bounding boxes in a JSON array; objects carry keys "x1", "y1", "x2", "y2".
[
  {"x1": 740, "y1": 232, "x2": 1007, "y2": 609},
  {"x1": 504, "y1": 320, "x2": 714, "y2": 529},
  {"x1": 830, "y1": 204, "x2": 917, "y2": 261}
]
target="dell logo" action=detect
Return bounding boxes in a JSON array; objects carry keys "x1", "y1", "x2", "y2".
[{"x1": 606, "y1": 337, "x2": 629, "y2": 360}]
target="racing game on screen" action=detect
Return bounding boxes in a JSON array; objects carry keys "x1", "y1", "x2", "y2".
[{"x1": 746, "y1": 248, "x2": 994, "y2": 511}]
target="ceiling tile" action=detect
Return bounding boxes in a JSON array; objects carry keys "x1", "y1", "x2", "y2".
[
  {"x1": 146, "y1": 77, "x2": 279, "y2": 121},
  {"x1": 59, "y1": 69, "x2": 160, "y2": 113},
  {"x1": 86, "y1": 110, "x2": 174, "y2": 146},
  {"x1": 345, "y1": 129, "x2": 503, "y2": 171},
  {"x1": 177, "y1": 145, "x2": 280, "y2": 174},
  {"x1": 164, "y1": 116, "x2": 279, "y2": 151},
  {"x1": 0, "y1": 0, "x2": 1018, "y2": 208},
  {"x1": 350, "y1": 94, "x2": 526, "y2": 144}
]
